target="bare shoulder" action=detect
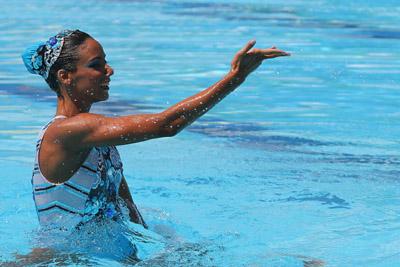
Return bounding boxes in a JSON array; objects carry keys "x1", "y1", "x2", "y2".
[
  {"x1": 38, "y1": 114, "x2": 106, "y2": 183},
  {"x1": 55, "y1": 113, "x2": 105, "y2": 130},
  {"x1": 45, "y1": 113, "x2": 106, "y2": 150},
  {"x1": 43, "y1": 112, "x2": 170, "y2": 149}
]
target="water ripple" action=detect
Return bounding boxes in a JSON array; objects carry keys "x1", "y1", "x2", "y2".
[{"x1": 281, "y1": 191, "x2": 350, "y2": 209}]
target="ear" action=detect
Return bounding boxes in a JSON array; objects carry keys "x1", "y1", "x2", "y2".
[{"x1": 56, "y1": 69, "x2": 72, "y2": 87}]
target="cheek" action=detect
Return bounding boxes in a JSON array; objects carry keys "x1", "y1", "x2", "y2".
[
  {"x1": 72, "y1": 69, "x2": 105, "y2": 98},
  {"x1": 77, "y1": 68, "x2": 103, "y2": 82},
  {"x1": 84, "y1": 87, "x2": 96, "y2": 96},
  {"x1": 76, "y1": 74, "x2": 102, "y2": 90}
]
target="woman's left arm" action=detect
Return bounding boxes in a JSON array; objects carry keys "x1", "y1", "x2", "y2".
[{"x1": 118, "y1": 176, "x2": 148, "y2": 228}]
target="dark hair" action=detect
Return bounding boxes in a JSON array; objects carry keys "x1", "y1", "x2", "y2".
[{"x1": 46, "y1": 30, "x2": 92, "y2": 96}]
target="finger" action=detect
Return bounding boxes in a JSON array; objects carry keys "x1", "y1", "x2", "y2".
[
  {"x1": 238, "y1": 40, "x2": 256, "y2": 57},
  {"x1": 264, "y1": 52, "x2": 290, "y2": 59},
  {"x1": 232, "y1": 40, "x2": 257, "y2": 66},
  {"x1": 261, "y1": 48, "x2": 288, "y2": 54},
  {"x1": 252, "y1": 47, "x2": 290, "y2": 57},
  {"x1": 262, "y1": 48, "x2": 291, "y2": 57}
]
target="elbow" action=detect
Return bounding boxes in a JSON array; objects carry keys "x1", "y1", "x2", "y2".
[
  {"x1": 156, "y1": 112, "x2": 182, "y2": 137},
  {"x1": 161, "y1": 126, "x2": 179, "y2": 137}
]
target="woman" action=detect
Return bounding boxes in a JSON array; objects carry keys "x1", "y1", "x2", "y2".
[{"x1": 22, "y1": 29, "x2": 289, "y2": 255}]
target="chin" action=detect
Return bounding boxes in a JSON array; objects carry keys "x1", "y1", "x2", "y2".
[
  {"x1": 93, "y1": 93, "x2": 109, "y2": 103},
  {"x1": 99, "y1": 94, "x2": 109, "y2": 102},
  {"x1": 101, "y1": 88, "x2": 110, "y2": 100}
]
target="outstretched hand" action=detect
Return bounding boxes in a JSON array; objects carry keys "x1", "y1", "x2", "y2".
[{"x1": 230, "y1": 40, "x2": 290, "y2": 80}]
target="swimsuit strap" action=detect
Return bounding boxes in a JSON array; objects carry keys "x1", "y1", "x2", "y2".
[{"x1": 54, "y1": 115, "x2": 67, "y2": 119}]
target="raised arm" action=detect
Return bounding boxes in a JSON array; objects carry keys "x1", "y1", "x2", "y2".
[
  {"x1": 157, "y1": 41, "x2": 290, "y2": 136},
  {"x1": 54, "y1": 40, "x2": 289, "y2": 149}
]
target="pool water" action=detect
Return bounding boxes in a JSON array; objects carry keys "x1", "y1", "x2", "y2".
[{"x1": 1, "y1": 0, "x2": 400, "y2": 266}]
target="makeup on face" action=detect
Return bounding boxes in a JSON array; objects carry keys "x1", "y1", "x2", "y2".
[
  {"x1": 85, "y1": 55, "x2": 110, "y2": 86},
  {"x1": 86, "y1": 57, "x2": 107, "y2": 70},
  {"x1": 75, "y1": 39, "x2": 112, "y2": 101}
]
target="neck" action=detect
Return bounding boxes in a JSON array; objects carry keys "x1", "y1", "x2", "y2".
[{"x1": 56, "y1": 93, "x2": 92, "y2": 117}]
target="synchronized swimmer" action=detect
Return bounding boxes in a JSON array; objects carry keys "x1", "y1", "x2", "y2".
[{"x1": 21, "y1": 29, "x2": 290, "y2": 261}]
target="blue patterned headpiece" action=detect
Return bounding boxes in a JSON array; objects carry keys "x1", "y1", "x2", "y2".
[{"x1": 22, "y1": 30, "x2": 75, "y2": 79}]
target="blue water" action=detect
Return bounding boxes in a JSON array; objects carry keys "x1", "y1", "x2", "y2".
[{"x1": 1, "y1": 0, "x2": 400, "y2": 266}]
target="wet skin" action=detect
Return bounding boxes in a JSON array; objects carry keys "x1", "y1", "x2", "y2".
[{"x1": 38, "y1": 38, "x2": 289, "y2": 226}]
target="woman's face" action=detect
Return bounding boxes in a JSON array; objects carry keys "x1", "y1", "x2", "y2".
[{"x1": 68, "y1": 38, "x2": 114, "y2": 103}]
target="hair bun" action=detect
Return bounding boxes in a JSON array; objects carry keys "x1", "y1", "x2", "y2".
[
  {"x1": 22, "y1": 30, "x2": 76, "y2": 79},
  {"x1": 21, "y1": 42, "x2": 46, "y2": 76}
]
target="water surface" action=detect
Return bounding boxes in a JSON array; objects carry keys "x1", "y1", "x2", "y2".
[{"x1": 1, "y1": 0, "x2": 400, "y2": 266}]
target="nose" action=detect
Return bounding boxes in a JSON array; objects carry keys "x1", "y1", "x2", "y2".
[{"x1": 105, "y1": 64, "x2": 114, "y2": 77}]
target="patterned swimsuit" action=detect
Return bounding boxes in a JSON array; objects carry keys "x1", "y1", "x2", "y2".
[{"x1": 31, "y1": 116, "x2": 137, "y2": 230}]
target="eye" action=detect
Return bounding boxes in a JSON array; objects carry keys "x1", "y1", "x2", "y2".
[
  {"x1": 87, "y1": 59, "x2": 106, "y2": 69},
  {"x1": 88, "y1": 61, "x2": 100, "y2": 68},
  {"x1": 89, "y1": 63, "x2": 99, "y2": 68}
]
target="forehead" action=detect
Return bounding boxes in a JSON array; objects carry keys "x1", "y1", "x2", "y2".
[{"x1": 77, "y1": 38, "x2": 105, "y2": 62}]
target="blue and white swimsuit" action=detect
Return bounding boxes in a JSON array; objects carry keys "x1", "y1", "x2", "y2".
[{"x1": 32, "y1": 115, "x2": 127, "y2": 230}]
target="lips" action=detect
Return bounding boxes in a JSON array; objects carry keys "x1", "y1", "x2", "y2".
[{"x1": 100, "y1": 79, "x2": 110, "y2": 90}]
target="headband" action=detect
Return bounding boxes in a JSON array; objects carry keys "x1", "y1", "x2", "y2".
[{"x1": 22, "y1": 30, "x2": 75, "y2": 79}]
